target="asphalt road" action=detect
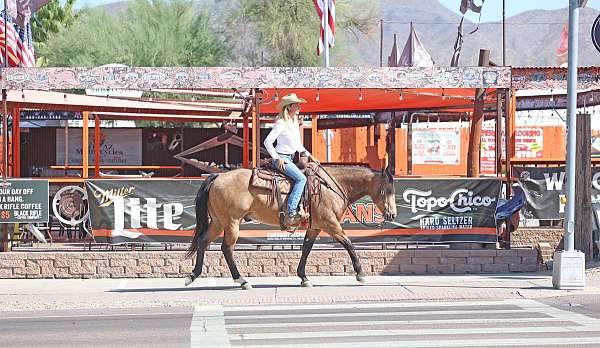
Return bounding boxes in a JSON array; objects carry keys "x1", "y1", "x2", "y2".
[{"x1": 2, "y1": 296, "x2": 600, "y2": 348}]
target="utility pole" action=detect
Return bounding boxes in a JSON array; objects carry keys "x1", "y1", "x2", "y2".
[{"x1": 552, "y1": 0, "x2": 586, "y2": 290}]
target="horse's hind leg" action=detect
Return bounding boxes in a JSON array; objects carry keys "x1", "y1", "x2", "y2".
[
  {"x1": 221, "y1": 221, "x2": 252, "y2": 290},
  {"x1": 185, "y1": 221, "x2": 222, "y2": 286},
  {"x1": 297, "y1": 229, "x2": 320, "y2": 287}
]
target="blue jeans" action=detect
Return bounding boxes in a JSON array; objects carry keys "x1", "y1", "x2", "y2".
[{"x1": 272, "y1": 154, "x2": 307, "y2": 215}]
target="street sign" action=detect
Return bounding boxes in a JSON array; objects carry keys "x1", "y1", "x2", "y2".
[
  {"x1": 0, "y1": 180, "x2": 49, "y2": 223},
  {"x1": 592, "y1": 14, "x2": 600, "y2": 53}
]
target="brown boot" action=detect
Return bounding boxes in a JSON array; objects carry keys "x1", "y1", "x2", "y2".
[{"x1": 287, "y1": 208, "x2": 309, "y2": 226}]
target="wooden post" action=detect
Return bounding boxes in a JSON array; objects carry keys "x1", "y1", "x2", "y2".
[
  {"x1": 11, "y1": 107, "x2": 20, "y2": 177},
  {"x1": 251, "y1": 90, "x2": 259, "y2": 168},
  {"x1": 503, "y1": 89, "x2": 515, "y2": 248},
  {"x1": 82, "y1": 111, "x2": 89, "y2": 178},
  {"x1": 466, "y1": 49, "x2": 490, "y2": 177},
  {"x1": 94, "y1": 114, "x2": 100, "y2": 178},
  {"x1": 311, "y1": 114, "x2": 318, "y2": 159},
  {"x1": 407, "y1": 112, "x2": 414, "y2": 175},
  {"x1": 575, "y1": 113, "x2": 593, "y2": 260},
  {"x1": 495, "y1": 91, "x2": 503, "y2": 176},
  {"x1": 242, "y1": 113, "x2": 249, "y2": 168},
  {"x1": 387, "y1": 113, "x2": 396, "y2": 173}
]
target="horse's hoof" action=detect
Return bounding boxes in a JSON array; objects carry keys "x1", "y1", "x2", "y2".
[
  {"x1": 184, "y1": 275, "x2": 195, "y2": 286},
  {"x1": 301, "y1": 280, "x2": 313, "y2": 288},
  {"x1": 241, "y1": 282, "x2": 253, "y2": 290},
  {"x1": 356, "y1": 274, "x2": 366, "y2": 283}
]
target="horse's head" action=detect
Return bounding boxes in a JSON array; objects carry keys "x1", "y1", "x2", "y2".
[{"x1": 371, "y1": 166, "x2": 397, "y2": 221}]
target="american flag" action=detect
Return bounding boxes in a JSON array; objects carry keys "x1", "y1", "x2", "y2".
[
  {"x1": 313, "y1": 0, "x2": 335, "y2": 56},
  {"x1": 0, "y1": 11, "x2": 35, "y2": 67}
]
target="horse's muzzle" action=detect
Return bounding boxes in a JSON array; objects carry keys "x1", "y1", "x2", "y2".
[{"x1": 384, "y1": 212, "x2": 396, "y2": 221}]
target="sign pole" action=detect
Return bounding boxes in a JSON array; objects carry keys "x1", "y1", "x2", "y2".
[{"x1": 553, "y1": 0, "x2": 586, "y2": 289}]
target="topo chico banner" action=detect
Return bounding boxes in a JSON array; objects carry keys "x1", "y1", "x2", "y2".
[{"x1": 85, "y1": 178, "x2": 501, "y2": 245}]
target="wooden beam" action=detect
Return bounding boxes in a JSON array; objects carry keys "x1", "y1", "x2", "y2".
[
  {"x1": 94, "y1": 115, "x2": 100, "y2": 178},
  {"x1": 311, "y1": 114, "x2": 318, "y2": 160},
  {"x1": 11, "y1": 107, "x2": 20, "y2": 177},
  {"x1": 495, "y1": 91, "x2": 503, "y2": 176},
  {"x1": 251, "y1": 90, "x2": 259, "y2": 168},
  {"x1": 242, "y1": 113, "x2": 249, "y2": 168},
  {"x1": 82, "y1": 111, "x2": 89, "y2": 178},
  {"x1": 467, "y1": 49, "x2": 490, "y2": 177},
  {"x1": 575, "y1": 113, "x2": 593, "y2": 260},
  {"x1": 407, "y1": 112, "x2": 414, "y2": 175}
]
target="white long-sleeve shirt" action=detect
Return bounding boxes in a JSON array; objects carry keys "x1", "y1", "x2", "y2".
[{"x1": 264, "y1": 118, "x2": 310, "y2": 160}]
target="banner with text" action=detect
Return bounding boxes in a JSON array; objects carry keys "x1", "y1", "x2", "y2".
[
  {"x1": 56, "y1": 129, "x2": 142, "y2": 166},
  {"x1": 480, "y1": 127, "x2": 544, "y2": 175},
  {"x1": 85, "y1": 178, "x2": 500, "y2": 244},
  {"x1": 0, "y1": 180, "x2": 49, "y2": 223},
  {"x1": 514, "y1": 166, "x2": 600, "y2": 219}
]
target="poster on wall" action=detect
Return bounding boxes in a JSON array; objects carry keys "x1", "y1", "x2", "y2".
[
  {"x1": 412, "y1": 128, "x2": 460, "y2": 165},
  {"x1": 480, "y1": 127, "x2": 544, "y2": 175},
  {"x1": 56, "y1": 129, "x2": 142, "y2": 165},
  {"x1": 0, "y1": 180, "x2": 49, "y2": 223},
  {"x1": 515, "y1": 128, "x2": 543, "y2": 158}
]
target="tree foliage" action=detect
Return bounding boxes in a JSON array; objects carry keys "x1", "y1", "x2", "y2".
[
  {"x1": 38, "y1": 0, "x2": 231, "y2": 67},
  {"x1": 227, "y1": 0, "x2": 377, "y2": 66},
  {"x1": 31, "y1": 0, "x2": 78, "y2": 44}
]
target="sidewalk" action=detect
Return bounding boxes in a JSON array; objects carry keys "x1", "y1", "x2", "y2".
[{"x1": 1, "y1": 271, "x2": 600, "y2": 312}]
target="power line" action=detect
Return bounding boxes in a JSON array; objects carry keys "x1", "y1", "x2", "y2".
[{"x1": 382, "y1": 21, "x2": 594, "y2": 25}]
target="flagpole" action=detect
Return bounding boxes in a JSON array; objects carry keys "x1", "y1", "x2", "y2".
[{"x1": 324, "y1": 0, "x2": 332, "y2": 162}]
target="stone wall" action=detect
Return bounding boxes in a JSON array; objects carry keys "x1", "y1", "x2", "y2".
[
  {"x1": 0, "y1": 249, "x2": 539, "y2": 279},
  {"x1": 511, "y1": 228, "x2": 564, "y2": 251}
]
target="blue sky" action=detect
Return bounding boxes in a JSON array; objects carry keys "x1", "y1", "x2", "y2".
[{"x1": 438, "y1": 0, "x2": 600, "y2": 22}]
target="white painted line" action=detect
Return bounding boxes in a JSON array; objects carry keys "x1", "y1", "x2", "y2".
[
  {"x1": 225, "y1": 316, "x2": 569, "y2": 329},
  {"x1": 251, "y1": 337, "x2": 600, "y2": 348},
  {"x1": 224, "y1": 299, "x2": 513, "y2": 312},
  {"x1": 228, "y1": 325, "x2": 600, "y2": 341},
  {"x1": 225, "y1": 309, "x2": 529, "y2": 320},
  {"x1": 516, "y1": 299, "x2": 600, "y2": 328},
  {"x1": 190, "y1": 304, "x2": 230, "y2": 348}
]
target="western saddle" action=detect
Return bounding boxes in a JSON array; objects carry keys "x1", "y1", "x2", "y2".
[{"x1": 250, "y1": 161, "x2": 321, "y2": 230}]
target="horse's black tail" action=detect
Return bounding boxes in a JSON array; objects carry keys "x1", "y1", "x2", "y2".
[{"x1": 186, "y1": 174, "x2": 219, "y2": 259}]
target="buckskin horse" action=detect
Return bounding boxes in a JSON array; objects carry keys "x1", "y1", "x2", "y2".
[{"x1": 185, "y1": 164, "x2": 397, "y2": 289}]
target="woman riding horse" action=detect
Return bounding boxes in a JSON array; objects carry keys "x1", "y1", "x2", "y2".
[
  {"x1": 263, "y1": 93, "x2": 319, "y2": 226},
  {"x1": 185, "y1": 96, "x2": 398, "y2": 289}
]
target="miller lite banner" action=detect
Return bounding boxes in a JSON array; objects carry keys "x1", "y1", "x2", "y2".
[{"x1": 86, "y1": 178, "x2": 501, "y2": 245}]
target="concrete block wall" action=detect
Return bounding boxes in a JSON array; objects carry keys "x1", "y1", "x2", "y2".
[{"x1": 0, "y1": 249, "x2": 539, "y2": 279}]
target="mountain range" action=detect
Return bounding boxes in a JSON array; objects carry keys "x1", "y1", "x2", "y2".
[{"x1": 98, "y1": 0, "x2": 600, "y2": 67}]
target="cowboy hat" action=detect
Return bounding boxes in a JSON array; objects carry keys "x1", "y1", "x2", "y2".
[{"x1": 278, "y1": 93, "x2": 307, "y2": 109}]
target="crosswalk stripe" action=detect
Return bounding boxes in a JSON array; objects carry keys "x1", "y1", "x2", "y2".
[
  {"x1": 240, "y1": 337, "x2": 600, "y2": 348},
  {"x1": 225, "y1": 316, "x2": 570, "y2": 329},
  {"x1": 228, "y1": 325, "x2": 600, "y2": 341},
  {"x1": 224, "y1": 309, "x2": 531, "y2": 320},
  {"x1": 190, "y1": 304, "x2": 230, "y2": 348},
  {"x1": 223, "y1": 299, "x2": 516, "y2": 312}
]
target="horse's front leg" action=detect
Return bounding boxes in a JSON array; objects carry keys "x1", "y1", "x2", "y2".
[
  {"x1": 327, "y1": 223, "x2": 365, "y2": 283},
  {"x1": 297, "y1": 229, "x2": 320, "y2": 287}
]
